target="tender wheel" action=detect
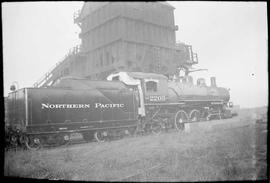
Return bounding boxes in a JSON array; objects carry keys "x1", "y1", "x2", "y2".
[
  {"x1": 82, "y1": 132, "x2": 94, "y2": 142},
  {"x1": 151, "y1": 121, "x2": 162, "y2": 135},
  {"x1": 25, "y1": 136, "x2": 42, "y2": 150},
  {"x1": 94, "y1": 131, "x2": 107, "y2": 142},
  {"x1": 123, "y1": 128, "x2": 132, "y2": 137},
  {"x1": 174, "y1": 110, "x2": 189, "y2": 131},
  {"x1": 10, "y1": 135, "x2": 19, "y2": 147},
  {"x1": 59, "y1": 134, "x2": 70, "y2": 146},
  {"x1": 189, "y1": 109, "x2": 201, "y2": 122},
  {"x1": 128, "y1": 126, "x2": 138, "y2": 136},
  {"x1": 19, "y1": 134, "x2": 28, "y2": 146}
]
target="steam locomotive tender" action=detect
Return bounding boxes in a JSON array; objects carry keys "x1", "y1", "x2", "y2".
[
  {"x1": 6, "y1": 71, "x2": 233, "y2": 149},
  {"x1": 6, "y1": 78, "x2": 138, "y2": 149}
]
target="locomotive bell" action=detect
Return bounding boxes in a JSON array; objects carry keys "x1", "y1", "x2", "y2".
[{"x1": 210, "y1": 77, "x2": 217, "y2": 87}]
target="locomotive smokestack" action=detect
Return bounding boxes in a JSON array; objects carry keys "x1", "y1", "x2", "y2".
[{"x1": 210, "y1": 77, "x2": 217, "y2": 87}]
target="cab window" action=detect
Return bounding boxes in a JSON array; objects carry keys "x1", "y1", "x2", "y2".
[
  {"x1": 112, "y1": 76, "x2": 119, "y2": 81},
  {"x1": 145, "y1": 81, "x2": 158, "y2": 92}
]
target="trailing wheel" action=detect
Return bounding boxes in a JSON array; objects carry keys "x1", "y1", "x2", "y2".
[
  {"x1": 174, "y1": 110, "x2": 189, "y2": 131},
  {"x1": 94, "y1": 131, "x2": 107, "y2": 142},
  {"x1": 58, "y1": 134, "x2": 70, "y2": 146},
  {"x1": 25, "y1": 136, "x2": 42, "y2": 150},
  {"x1": 189, "y1": 109, "x2": 201, "y2": 122}
]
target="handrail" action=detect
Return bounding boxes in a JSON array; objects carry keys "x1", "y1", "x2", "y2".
[
  {"x1": 33, "y1": 45, "x2": 82, "y2": 88},
  {"x1": 73, "y1": 9, "x2": 81, "y2": 22}
]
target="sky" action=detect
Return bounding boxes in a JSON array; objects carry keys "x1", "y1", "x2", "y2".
[{"x1": 2, "y1": 2, "x2": 268, "y2": 108}]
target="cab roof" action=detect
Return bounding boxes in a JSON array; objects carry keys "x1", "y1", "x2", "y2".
[{"x1": 124, "y1": 71, "x2": 168, "y2": 80}]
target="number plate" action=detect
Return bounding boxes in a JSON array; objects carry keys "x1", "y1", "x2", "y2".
[{"x1": 147, "y1": 95, "x2": 166, "y2": 102}]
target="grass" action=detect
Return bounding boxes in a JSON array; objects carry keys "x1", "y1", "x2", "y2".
[
  {"x1": 5, "y1": 150, "x2": 48, "y2": 178},
  {"x1": 4, "y1": 147, "x2": 77, "y2": 180},
  {"x1": 4, "y1": 107, "x2": 267, "y2": 181}
]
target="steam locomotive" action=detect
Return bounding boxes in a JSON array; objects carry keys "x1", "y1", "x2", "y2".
[{"x1": 5, "y1": 71, "x2": 234, "y2": 150}]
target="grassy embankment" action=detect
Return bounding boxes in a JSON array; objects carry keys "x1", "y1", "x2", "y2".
[{"x1": 5, "y1": 107, "x2": 267, "y2": 181}]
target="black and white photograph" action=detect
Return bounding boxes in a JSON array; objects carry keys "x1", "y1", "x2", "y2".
[{"x1": 3, "y1": 1, "x2": 268, "y2": 181}]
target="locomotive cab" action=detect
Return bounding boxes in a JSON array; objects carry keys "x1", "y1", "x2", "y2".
[
  {"x1": 143, "y1": 77, "x2": 168, "y2": 103},
  {"x1": 107, "y1": 71, "x2": 169, "y2": 116},
  {"x1": 107, "y1": 71, "x2": 168, "y2": 103}
]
